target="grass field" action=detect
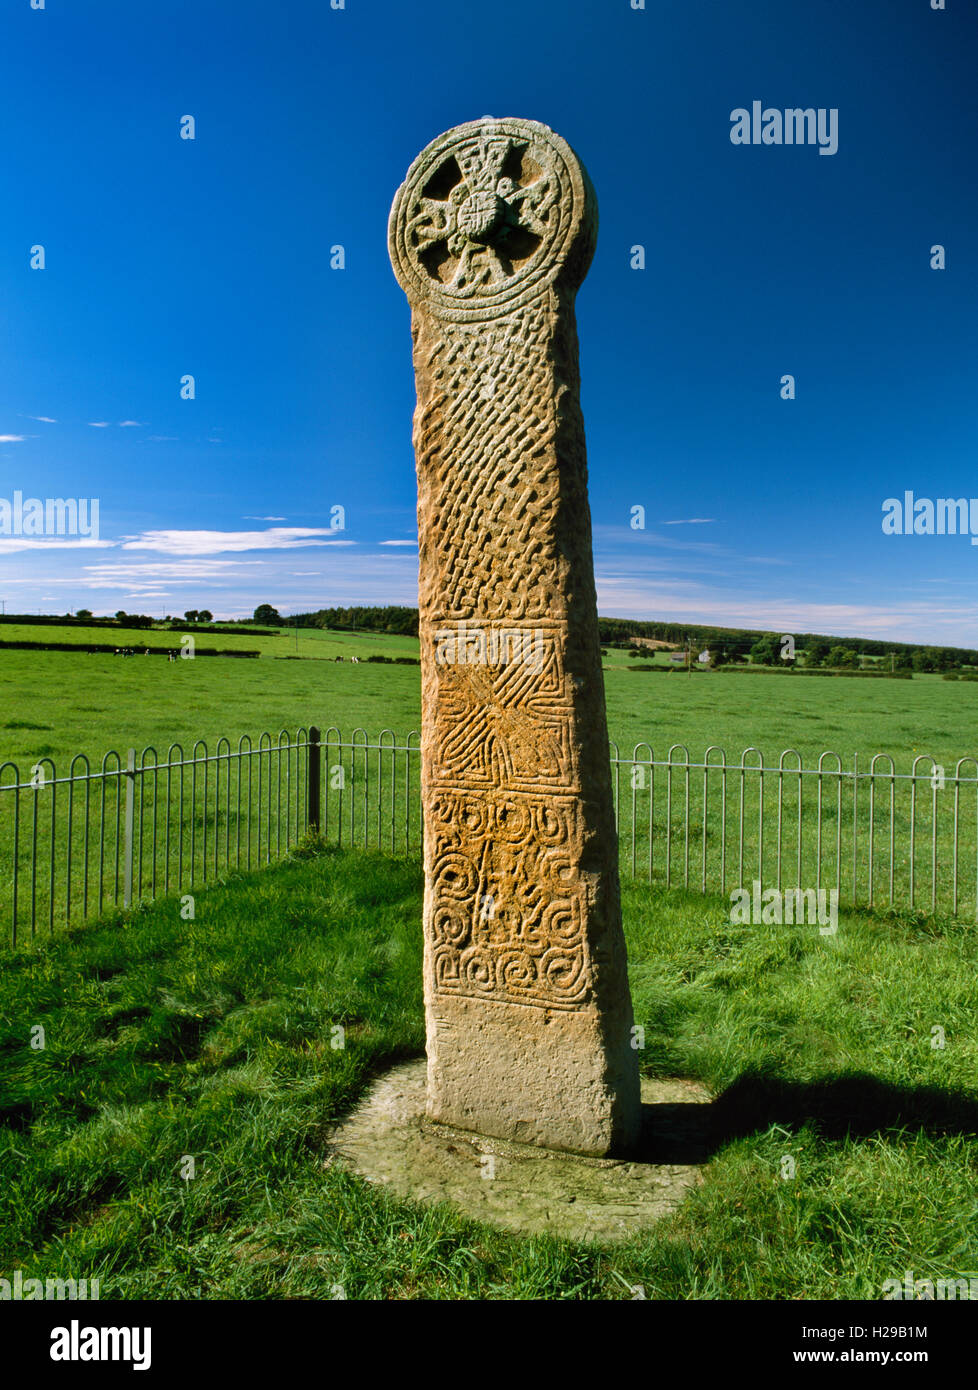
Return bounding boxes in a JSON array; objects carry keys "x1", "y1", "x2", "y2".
[
  {"x1": 4, "y1": 626, "x2": 978, "y2": 942},
  {"x1": 1, "y1": 843, "x2": 975, "y2": 1299},
  {"x1": 1, "y1": 624, "x2": 975, "y2": 770},
  {"x1": 0, "y1": 620, "x2": 421, "y2": 661}
]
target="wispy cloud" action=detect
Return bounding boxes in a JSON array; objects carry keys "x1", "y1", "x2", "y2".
[
  {"x1": 0, "y1": 537, "x2": 113, "y2": 553},
  {"x1": 1, "y1": 549, "x2": 422, "y2": 614},
  {"x1": 83, "y1": 559, "x2": 261, "y2": 586},
  {"x1": 88, "y1": 421, "x2": 110, "y2": 428},
  {"x1": 118, "y1": 420, "x2": 144, "y2": 427},
  {"x1": 27, "y1": 416, "x2": 57, "y2": 424},
  {"x1": 594, "y1": 570, "x2": 978, "y2": 643},
  {"x1": 145, "y1": 435, "x2": 177, "y2": 442},
  {"x1": 379, "y1": 539, "x2": 418, "y2": 546},
  {"x1": 663, "y1": 517, "x2": 716, "y2": 525},
  {"x1": 121, "y1": 528, "x2": 356, "y2": 555},
  {"x1": 244, "y1": 515, "x2": 287, "y2": 522},
  {"x1": 0, "y1": 434, "x2": 27, "y2": 443}
]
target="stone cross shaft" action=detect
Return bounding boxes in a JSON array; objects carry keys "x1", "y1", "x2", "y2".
[{"x1": 389, "y1": 117, "x2": 640, "y2": 1157}]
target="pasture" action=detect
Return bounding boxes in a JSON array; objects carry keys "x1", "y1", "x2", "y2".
[
  {"x1": 2, "y1": 635, "x2": 976, "y2": 1301},
  {"x1": 0, "y1": 623, "x2": 974, "y2": 769},
  {"x1": 4, "y1": 625, "x2": 978, "y2": 942},
  {"x1": 1, "y1": 843, "x2": 975, "y2": 1299}
]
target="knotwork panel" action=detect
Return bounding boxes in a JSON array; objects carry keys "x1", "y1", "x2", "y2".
[{"x1": 414, "y1": 300, "x2": 568, "y2": 624}]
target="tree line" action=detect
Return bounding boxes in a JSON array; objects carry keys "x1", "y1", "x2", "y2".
[
  {"x1": 599, "y1": 618, "x2": 978, "y2": 670},
  {"x1": 241, "y1": 605, "x2": 977, "y2": 670},
  {"x1": 249, "y1": 604, "x2": 419, "y2": 636},
  {"x1": 6, "y1": 606, "x2": 974, "y2": 670}
]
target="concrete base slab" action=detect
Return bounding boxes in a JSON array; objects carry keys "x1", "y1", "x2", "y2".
[{"x1": 325, "y1": 1059, "x2": 713, "y2": 1245}]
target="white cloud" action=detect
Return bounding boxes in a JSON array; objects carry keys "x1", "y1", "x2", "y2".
[
  {"x1": 244, "y1": 515, "x2": 287, "y2": 522},
  {"x1": 27, "y1": 416, "x2": 57, "y2": 424},
  {"x1": 145, "y1": 436, "x2": 177, "y2": 442},
  {"x1": 663, "y1": 518, "x2": 716, "y2": 525},
  {"x1": 593, "y1": 571, "x2": 978, "y2": 643},
  {"x1": 84, "y1": 559, "x2": 260, "y2": 583},
  {"x1": 118, "y1": 420, "x2": 144, "y2": 427},
  {"x1": 88, "y1": 421, "x2": 110, "y2": 428},
  {"x1": 0, "y1": 537, "x2": 113, "y2": 553},
  {"x1": 1, "y1": 548, "x2": 416, "y2": 614},
  {"x1": 0, "y1": 434, "x2": 27, "y2": 443},
  {"x1": 380, "y1": 539, "x2": 418, "y2": 546},
  {"x1": 121, "y1": 528, "x2": 356, "y2": 554}
]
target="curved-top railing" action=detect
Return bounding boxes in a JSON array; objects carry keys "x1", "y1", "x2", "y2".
[{"x1": 2, "y1": 730, "x2": 976, "y2": 946}]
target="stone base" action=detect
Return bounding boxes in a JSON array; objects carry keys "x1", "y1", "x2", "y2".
[
  {"x1": 326, "y1": 1060, "x2": 712, "y2": 1245},
  {"x1": 426, "y1": 994, "x2": 641, "y2": 1157}
]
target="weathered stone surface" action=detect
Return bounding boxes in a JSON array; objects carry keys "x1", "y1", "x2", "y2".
[
  {"x1": 389, "y1": 117, "x2": 640, "y2": 1157},
  {"x1": 327, "y1": 1061, "x2": 711, "y2": 1244}
]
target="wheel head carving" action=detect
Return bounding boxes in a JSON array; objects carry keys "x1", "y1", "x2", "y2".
[{"x1": 389, "y1": 116, "x2": 596, "y2": 322}]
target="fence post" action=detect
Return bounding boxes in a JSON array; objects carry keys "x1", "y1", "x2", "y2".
[
  {"x1": 308, "y1": 726, "x2": 321, "y2": 834},
  {"x1": 123, "y1": 748, "x2": 135, "y2": 908}
]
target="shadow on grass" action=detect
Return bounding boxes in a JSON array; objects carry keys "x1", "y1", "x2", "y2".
[{"x1": 639, "y1": 1071, "x2": 978, "y2": 1164}]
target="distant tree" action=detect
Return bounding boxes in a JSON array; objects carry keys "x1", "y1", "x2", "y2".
[
  {"x1": 805, "y1": 638, "x2": 831, "y2": 668},
  {"x1": 76, "y1": 608, "x2": 93, "y2": 619},
  {"x1": 197, "y1": 609, "x2": 213, "y2": 624},
  {"x1": 115, "y1": 610, "x2": 127, "y2": 622},
  {"x1": 750, "y1": 635, "x2": 781, "y2": 666},
  {"x1": 826, "y1": 645, "x2": 858, "y2": 668},
  {"x1": 254, "y1": 604, "x2": 282, "y2": 626},
  {"x1": 184, "y1": 610, "x2": 199, "y2": 624},
  {"x1": 711, "y1": 639, "x2": 748, "y2": 666}
]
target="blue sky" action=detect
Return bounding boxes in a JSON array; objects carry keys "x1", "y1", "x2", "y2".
[{"x1": 2, "y1": 0, "x2": 976, "y2": 643}]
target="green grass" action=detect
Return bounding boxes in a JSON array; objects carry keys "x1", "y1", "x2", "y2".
[
  {"x1": 0, "y1": 620, "x2": 421, "y2": 661},
  {"x1": 1, "y1": 631, "x2": 974, "y2": 772},
  {"x1": 0, "y1": 633, "x2": 421, "y2": 771},
  {"x1": 4, "y1": 634, "x2": 978, "y2": 940},
  {"x1": 1, "y1": 843, "x2": 975, "y2": 1299}
]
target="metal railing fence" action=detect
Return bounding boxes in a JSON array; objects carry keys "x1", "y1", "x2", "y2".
[
  {"x1": 2, "y1": 729, "x2": 976, "y2": 946},
  {"x1": 610, "y1": 743, "x2": 978, "y2": 921}
]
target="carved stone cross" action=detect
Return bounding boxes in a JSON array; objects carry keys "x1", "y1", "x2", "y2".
[{"x1": 389, "y1": 117, "x2": 641, "y2": 1156}]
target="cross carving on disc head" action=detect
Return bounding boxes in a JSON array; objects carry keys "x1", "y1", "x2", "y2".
[
  {"x1": 407, "y1": 136, "x2": 557, "y2": 294},
  {"x1": 389, "y1": 117, "x2": 594, "y2": 321}
]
